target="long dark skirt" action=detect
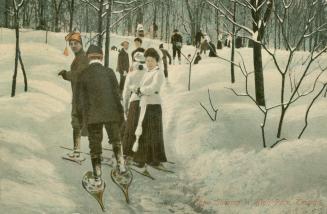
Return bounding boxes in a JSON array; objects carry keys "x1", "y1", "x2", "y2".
[
  {"x1": 122, "y1": 100, "x2": 140, "y2": 157},
  {"x1": 133, "y1": 104, "x2": 167, "y2": 164}
]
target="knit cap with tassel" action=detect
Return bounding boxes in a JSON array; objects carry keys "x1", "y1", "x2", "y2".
[{"x1": 63, "y1": 32, "x2": 82, "y2": 56}]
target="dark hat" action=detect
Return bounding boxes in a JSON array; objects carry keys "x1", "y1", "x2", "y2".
[
  {"x1": 173, "y1": 29, "x2": 178, "y2": 33},
  {"x1": 134, "y1": 37, "x2": 143, "y2": 43},
  {"x1": 159, "y1": 43, "x2": 164, "y2": 49},
  {"x1": 86, "y1": 45, "x2": 103, "y2": 57}
]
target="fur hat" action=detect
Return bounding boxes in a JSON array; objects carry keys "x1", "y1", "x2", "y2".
[
  {"x1": 134, "y1": 52, "x2": 145, "y2": 63},
  {"x1": 86, "y1": 45, "x2": 103, "y2": 57}
]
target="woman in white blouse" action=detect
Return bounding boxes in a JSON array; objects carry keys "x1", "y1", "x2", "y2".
[
  {"x1": 122, "y1": 52, "x2": 146, "y2": 159},
  {"x1": 132, "y1": 48, "x2": 167, "y2": 168}
]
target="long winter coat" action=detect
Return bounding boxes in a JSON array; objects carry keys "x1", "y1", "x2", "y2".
[
  {"x1": 61, "y1": 50, "x2": 89, "y2": 116},
  {"x1": 116, "y1": 48, "x2": 130, "y2": 75},
  {"x1": 171, "y1": 34, "x2": 183, "y2": 48},
  {"x1": 78, "y1": 61, "x2": 124, "y2": 125}
]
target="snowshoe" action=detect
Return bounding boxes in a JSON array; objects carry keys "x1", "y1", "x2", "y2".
[
  {"x1": 62, "y1": 153, "x2": 86, "y2": 165},
  {"x1": 149, "y1": 163, "x2": 175, "y2": 174},
  {"x1": 101, "y1": 156, "x2": 114, "y2": 167},
  {"x1": 82, "y1": 171, "x2": 106, "y2": 211},
  {"x1": 130, "y1": 164, "x2": 155, "y2": 180},
  {"x1": 111, "y1": 167, "x2": 133, "y2": 203}
]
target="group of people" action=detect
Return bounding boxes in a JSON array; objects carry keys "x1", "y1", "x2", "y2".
[
  {"x1": 195, "y1": 29, "x2": 217, "y2": 58},
  {"x1": 59, "y1": 32, "x2": 168, "y2": 187}
]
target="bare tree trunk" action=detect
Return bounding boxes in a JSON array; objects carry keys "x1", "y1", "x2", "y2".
[
  {"x1": 69, "y1": 0, "x2": 75, "y2": 32},
  {"x1": 19, "y1": 51, "x2": 28, "y2": 92},
  {"x1": 97, "y1": 0, "x2": 104, "y2": 47},
  {"x1": 250, "y1": 0, "x2": 273, "y2": 106},
  {"x1": 11, "y1": 2, "x2": 28, "y2": 97},
  {"x1": 11, "y1": 19, "x2": 19, "y2": 97},
  {"x1": 165, "y1": 0, "x2": 170, "y2": 43},
  {"x1": 104, "y1": 0, "x2": 112, "y2": 68},
  {"x1": 230, "y1": 1, "x2": 236, "y2": 83},
  {"x1": 5, "y1": 0, "x2": 11, "y2": 28},
  {"x1": 160, "y1": 1, "x2": 164, "y2": 40},
  {"x1": 85, "y1": 6, "x2": 89, "y2": 33}
]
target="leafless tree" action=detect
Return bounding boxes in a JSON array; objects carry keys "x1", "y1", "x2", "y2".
[
  {"x1": 200, "y1": 89, "x2": 219, "y2": 121},
  {"x1": 11, "y1": 0, "x2": 28, "y2": 97}
]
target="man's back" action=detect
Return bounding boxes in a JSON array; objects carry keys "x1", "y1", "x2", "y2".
[{"x1": 80, "y1": 63, "x2": 123, "y2": 124}]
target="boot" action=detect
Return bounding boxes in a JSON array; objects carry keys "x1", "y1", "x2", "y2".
[
  {"x1": 91, "y1": 157, "x2": 102, "y2": 186},
  {"x1": 69, "y1": 128, "x2": 81, "y2": 158},
  {"x1": 113, "y1": 145, "x2": 127, "y2": 174},
  {"x1": 178, "y1": 58, "x2": 181, "y2": 65},
  {"x1": 172, "y1": 59, "x2": 175, "y2": 65}
]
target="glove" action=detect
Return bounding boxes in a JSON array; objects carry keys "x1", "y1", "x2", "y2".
[
  {"x1": 135, "y1": 87, "x2": 142, "y2": 97},
  {"x1": 58, "y1": 70, "x2": 67, "y2": 76}
]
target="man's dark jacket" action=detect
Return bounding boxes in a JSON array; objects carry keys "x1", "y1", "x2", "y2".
[{"x1": 78, "y1": 62, "x2": 124, "y2": 125}]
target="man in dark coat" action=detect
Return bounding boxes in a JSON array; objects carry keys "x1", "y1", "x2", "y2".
[
  {"x1": 208, "y1": 41, "x2": 217, "y2": 57},
  {"x1": 159, "y1": 43, "x2": 172, "y2": 79},
  {"x1": 116, "y1": 41, "x2": 130, "y2": 94},
  {"x1": 79, "y1": 45, "x2": 127, "y2": 185},
  {"x1": 58, "y1": 32, "x2": 89, "y2": 158},
  {"x1": 131, "y1": 38, "x2": 145, "y2": 62},
  {"x1": 171, "y1": 29, "x2": 183, "y2": 64},
  {"x1": 195, "y1": 29, "x2": 204, "y2": 48}
]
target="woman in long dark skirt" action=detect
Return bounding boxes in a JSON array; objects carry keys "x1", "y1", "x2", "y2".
[
  {"x1": 122, "y1": 52, "x2": 146, "y2": 160},
  {"x1": 132, "y1": 48, "x2": 167, "y2": 168}
]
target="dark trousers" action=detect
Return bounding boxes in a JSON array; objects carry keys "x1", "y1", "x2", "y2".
[
  {"x1": 87, "y1": 122, "x2": 122, "y2": 159},
  {"x1": 163, "y1": 63, "x2": 168, "y2": 78},
  {"x1": 119, "y1": 73, "x2": 126, "y2": 95},
  {"x1": 172, "y1": 46, "x2": 181, "y2": 60}
]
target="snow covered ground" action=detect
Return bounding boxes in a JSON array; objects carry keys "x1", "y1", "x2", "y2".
[{"x1": 1, "y1": 28, "x2": 327, "y2": 214}]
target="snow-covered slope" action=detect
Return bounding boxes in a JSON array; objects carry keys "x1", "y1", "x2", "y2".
[{"x1": 1, "y1": 28, "x2": 327, "y2": 214}]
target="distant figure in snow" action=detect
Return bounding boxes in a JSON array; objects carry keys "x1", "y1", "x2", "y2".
[
  {"x1": 111, "y1": 46, "x2": 118, "y2": 51},
  {"x1": 195, "y1": 29, "x2": 204, "y2": 48},
  {"x1": 200, "y1": 33, "x2": 211, "y2": 55},
  {"x1": 136, "y1": 23, "x2": 144, "y2": 37},
  {"x1": 235, "y1": 36, "x2": 243, "y2": 49},
  {"x1": 208, "y1": 41, "x2": 217, "y2": 57},
  {"x1": 217, "y1": 33, "x2": 223, "y2": 49},
  {"x1": 186, "y1": 54, "x2": 192, "y2": 64},
  {"x1": 153, "y1": 22, "x2": 158, "y2": 38},
  {"x1": 78, "y1": 45, "x2": 127, "y2": 187},
  {"x1": 117, "y1": 41, "x2": 130, "y2": 95},
  {"x1": 225, "y1": 33, "x2": 232, "y2": 47},
  {"x1": 194, "y1": 52, "x2": 202, "y2": 64},
  {"x1": 131, "y1": 37, "x2": 145, "y2": 62},
  {"x1": 58, "y1": 32, "x2": 89, "y2": 159},
  {"x1": 159, "y1": 43, "x2": 172, "y2": 79},
  {"x1": 122, "y1": 52, "x2": 146, "y2": 160},
  {"x1": 171, "y1": 29, "x2": 183, "y2": 64}
]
